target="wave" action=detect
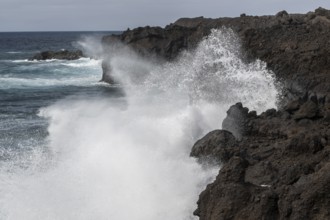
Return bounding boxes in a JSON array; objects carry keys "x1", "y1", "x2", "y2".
[
  {"x1": 60, "y1": 58, "x2": 101, "y2": 67},
  {"x1": 5, "y1": 51, "x2": 23, "y2": 54},
  {"x1": 0, "y1": 28, "x2": 280, "y2": 220},
  {"x1": 9, "y1": 57, "x2": 98, "y2": 63},
  {"x1": 110, "y1": 28, "x2": 279, "y2": 112},
  {"x1": 10, "y1": 59, "x2": 30, "y2": 63},
  {"x1": 10, "y1": 59, "x2": 57, "y2": 63},
  {"x1": 0, "y1": 58, "x2": 102, "y2": 89},
  {"x1": 0, "y1": 59, "x2": 30, "y2": 63},
  {"x1": 0, "y1": 76, "x2": 101, "y2": 89},
  {"x1": 0, "y1": 59, "x2": 101, "y2": 89}
]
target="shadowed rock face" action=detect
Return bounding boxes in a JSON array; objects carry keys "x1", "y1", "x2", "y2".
[
  {"x1": 100, "y1": 7, "x2": 330, "y2": 220},
  {"x1": 29, "y1": 50, "x2": 85, "y2": 60},
  {"x1": 192, "y1": 94, "x2": 330, "y2": 220},
  {"x1": 221, "y1": 103, "x2": 257, "y2": 140},
  {"x1": 190, "y1": 130, "x2": 238, "y2": 164}
]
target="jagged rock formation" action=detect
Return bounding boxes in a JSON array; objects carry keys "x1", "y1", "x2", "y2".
[
  {"x1": 101, "y1": 7, "x2": 330, "y2": 100},
  {"x1": 191, "y1": 95, "x2": 330, "y2": 220},
  {"x1": 29, "y1": 50, "x2": 84, "y2": 60},
  {"x1": 101, "y1": 7, "x2": 330, "y2": 220}
]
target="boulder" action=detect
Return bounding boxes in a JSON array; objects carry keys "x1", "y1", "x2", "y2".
[
  {"x1": 293, "y1": 100, "x2": 319, "y2": 120},
  {"x1": 222, "y1": 103, "x2": 251, "y2": 140},
  {"x1": 190, "y1": 130, "x2": 238, "y2": 164}
]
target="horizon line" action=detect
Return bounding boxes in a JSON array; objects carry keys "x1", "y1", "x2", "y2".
[{"x1": 0, "y1": 30, "x2": 124, "y2": 33}]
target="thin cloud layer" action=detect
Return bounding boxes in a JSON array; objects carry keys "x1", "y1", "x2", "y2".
[{"x1": 0, "y1": 0, "x2": 329, "y2": 31}]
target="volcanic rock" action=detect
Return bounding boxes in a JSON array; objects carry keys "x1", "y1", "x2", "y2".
[
  {"x1": 100, "y1": 8, "x2": 330, "y2": 220},
  {"x1": 222, "y1": 102, "x2": 254, "y2": 140},
  {"x1": 101, "y1": 8, "x2": 330, "y2": 100},
  {"x1": 29, "y1": 50, "x2": 85, "y2": 60},
  {"x1": 190, "y1": 130, "x2": 238, "y2": 164},
  {"x1": 192, "y1": 96, "x2": 330, "y2": 220}
]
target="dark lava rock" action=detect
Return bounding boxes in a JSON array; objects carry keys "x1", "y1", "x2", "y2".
[
  {"x1": 29, "y1": 50, "x2": 85, "y2": 60},
  {"x1": 99, "y1": 8, "x2": 330, "y2": 219},
  {"x1": 293, "y1": 100, "x2": 319, "y2": 120},
  {"x1": 190, "y1": 130, "x2": 238, "y2": 164},
  {"x1": 192, "y1": 97, "x2": 330, "y2": 220},
  {"x1": 101, "y1": 8, "x2": 330, "y2": 101},
  {"x1": 222, "y1": 102, "x2": 254, "y2": 140}
]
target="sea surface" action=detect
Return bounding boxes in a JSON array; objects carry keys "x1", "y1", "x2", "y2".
[
  {"x1": 0, "y1": 30, "x2": 278, "y2": 220},
  {"x1": 0, "y1": 31, "x2": 119, "y2": 158}
]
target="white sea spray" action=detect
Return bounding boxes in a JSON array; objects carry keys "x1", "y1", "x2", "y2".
[{"x1": 0, "y1": 28, "x2": 279, "y2": 220}]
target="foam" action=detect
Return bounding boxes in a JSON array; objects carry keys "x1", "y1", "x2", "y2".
[
  {"x1": 6, "y1": 52, "x2": 23, "y2": 54},
  {"x1": 61, "y1": 58, "x2": 101, "y2": 67},
  {"x1": 0, "y1": 28, "x2": 280, "y2": 220},
  {"x1": 1, "y1": 58, "x2": 102, "y2": 89}
]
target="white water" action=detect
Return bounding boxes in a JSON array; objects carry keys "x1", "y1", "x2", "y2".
[
  {"x1": 0, "y1": 29, "x2": 279, "y2": 220},
  {"x1": 0, "y1": 58, "x2": 102, "y2": 89}
]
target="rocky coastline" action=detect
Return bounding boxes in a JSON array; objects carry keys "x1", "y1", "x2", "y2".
[
  {"x1": 101, "y1": 8, "x2": 330, "y2": 220},
  {"x1": 29, "y1": 49, "x2": 85, "y2": 61}
]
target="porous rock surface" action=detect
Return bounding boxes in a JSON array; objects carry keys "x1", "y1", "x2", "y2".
[
  {"x1": 191, "y1": 95, "x2": 330, "y2": 220},
  {"x1": 101, "y1": 8, "x2": 330, "y2": 220}
]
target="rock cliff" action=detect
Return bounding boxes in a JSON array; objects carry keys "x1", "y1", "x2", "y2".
[
  {"x1": 192, "y1": 95, "x2": 330, "y2": 219},
  {"x1": 101, "y1": 8, "x2": 330, "y2": 220},
  {"x1": 101, "y1": 7, "x2": 330, "y2": 100}
]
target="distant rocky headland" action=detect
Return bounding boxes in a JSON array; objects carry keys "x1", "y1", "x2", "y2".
[
  {"x1": 29, "y1": 50, "x2": 85, "y2": 61},
  {"x1": 101, "y1": 8, "x2": 330, "y2": 220}
]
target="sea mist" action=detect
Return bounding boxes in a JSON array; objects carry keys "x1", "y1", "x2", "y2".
[{"x1": 0, "y1": 29, "x2": 279, "y2": 220}]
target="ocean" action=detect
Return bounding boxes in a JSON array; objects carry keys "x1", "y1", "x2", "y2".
[
  {"x1": 0, "y1": 31, "x2": 119, "y2": 164},
  {"x1": 0, "y1": 29, "x2": 278, "y2": 219}
]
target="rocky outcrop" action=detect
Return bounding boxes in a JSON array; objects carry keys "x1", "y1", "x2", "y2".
[
  {"x1": 191, "y1": 130, "x2": 238, "y2": 164},
  {"x1": 102, "y1": 8, "x2": 330, "y2": 100},
  {"x1": 29, "y1": 50, "x2": 85, "y2": 60},
  {"x1": 100, "y1": 8, "x2": 330, "y2": 220},
  {"x1": 192, "y1": 95, "x2": 330, "y2": 220}
]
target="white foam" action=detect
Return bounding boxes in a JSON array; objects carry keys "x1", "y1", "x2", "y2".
[
  {"x1": 76, "y1": 36, "x2": 104, "y2": 59},
  {"x1": 11, "y1": 59, "x2": 60, "y2": 63},
  {"x1": 6, "y1": 51, "x2": 23, "y2": 54},
  {"x1": 61, "y1": 58, "x2": 101, "y2": 68},
  {"x1": 10, "y1": 59, "x2": 30, "y2": 63},
  {"x1": 0, "y1": 28, "x2": 280, "y2": 220},
  {"x1": 1, "y1": 58, "x2": 102, "y2": 89},
  {"x1": 0, "y1": 76, "x2": 100, "y2": 89},
  {"x1": 110, "y1": 28, "x2": 279, "y2": 114}
]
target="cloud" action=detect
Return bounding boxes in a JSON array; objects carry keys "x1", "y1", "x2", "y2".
[{"x1": 0, "y1": 0, "x2": 329, "y2": 31}]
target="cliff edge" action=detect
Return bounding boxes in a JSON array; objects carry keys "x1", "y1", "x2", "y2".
[
  {"x1": 102, "y1": 7, "x2": 330, "y2": 101},
  {"x1": 101, "y1": 8, "x2": 330, "y2": 220}
]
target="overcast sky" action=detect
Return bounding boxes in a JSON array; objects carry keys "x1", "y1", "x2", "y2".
[{"x1": 1, "y1": 0, "x2": 330, "y2": 31}]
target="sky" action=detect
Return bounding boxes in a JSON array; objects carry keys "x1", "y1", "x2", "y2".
[{"x1": 1, "y1": 0, "x2": 330, "y2": 31}]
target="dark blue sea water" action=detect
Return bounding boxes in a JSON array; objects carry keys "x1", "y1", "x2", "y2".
[{"x1": 0, "y1": 32, "x2": 120, "y2": 160}]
